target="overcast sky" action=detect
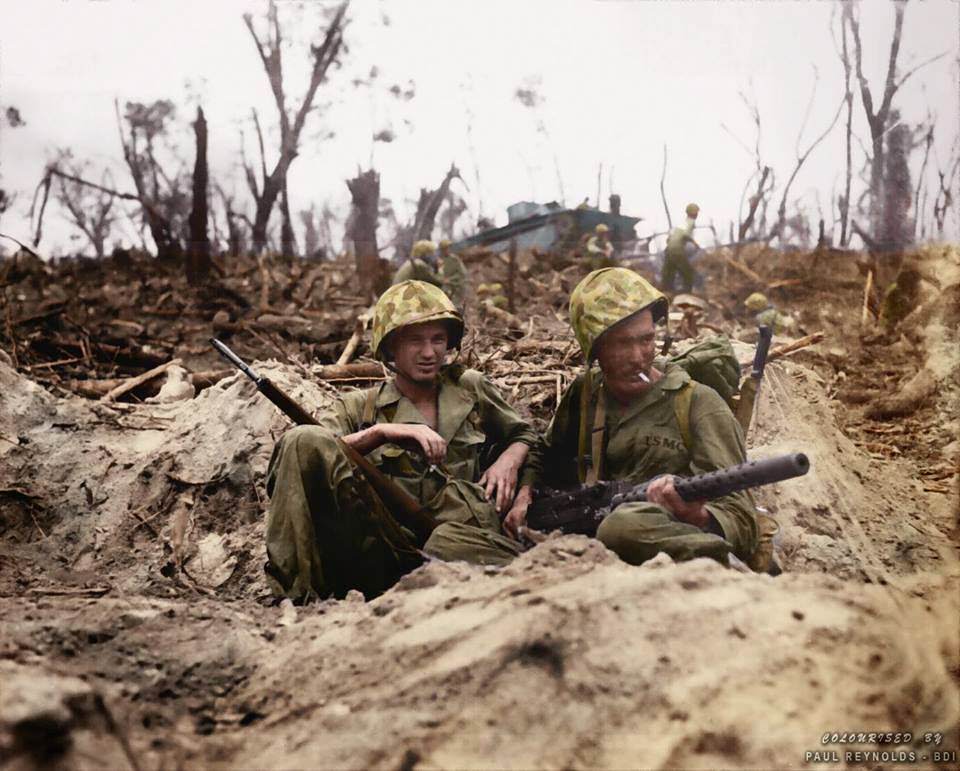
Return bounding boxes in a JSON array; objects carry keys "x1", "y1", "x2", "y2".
[{"x1": 1, "y1": 0, "x2": 957, "y2": 256}]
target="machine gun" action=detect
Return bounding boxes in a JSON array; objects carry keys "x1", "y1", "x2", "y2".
[{"x1": 526, "y1": 453, "x2": 809, "y2": 537}]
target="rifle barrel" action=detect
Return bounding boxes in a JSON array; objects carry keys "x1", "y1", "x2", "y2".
[{"x1": 211, "y1": 338, "x2": 261, "y2": 383}]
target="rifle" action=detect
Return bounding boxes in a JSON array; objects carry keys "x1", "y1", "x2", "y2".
[
  {"x1": 211, "y1": 338, "x2": 438, "y2": 543},
  {"x1": 525, "y1": 452, "x2": 809, "y2": 537},
  {"x1": 735, "y1": 324, "x2": 773, "y2": 436}
]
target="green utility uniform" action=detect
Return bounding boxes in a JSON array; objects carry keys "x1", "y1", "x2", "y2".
[
  {"x1": 440, "y1": 251, "x2": 468, "y2": 309},
  {"x1": 392, "y1": 255, "x2": 468, "y2": 311},
  {"x1": 585, "y1": 235, "x2": 616, "y2": 270},
  {"x1": 265, "y1": 366, "x2": 535, "y2": 602},
  {"x1": 754, "y1": 307, "x2": 786, "y2": 334},
  {"x1": 663, "y1": 217, "x2": 698, "y2": 293},
  {"x1": 392, "y1": 257, "x2": 441, "y2": 288},
  {"x1": 525, "y1": 364, "x2": 759, "y2": 565}
]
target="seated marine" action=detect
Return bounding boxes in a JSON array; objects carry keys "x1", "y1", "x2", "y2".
[
  {"x1": 506, "y1": 267, "x2": 761, "y2": 568},
  {"x1": 264, "y1": 280, "x2": 536, "y2": 601}
]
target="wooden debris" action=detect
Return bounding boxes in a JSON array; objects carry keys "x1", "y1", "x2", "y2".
[
  {"x1": 314, "y1": 361, "x2": 384, "y2": 380},
  {"x1": 866, "y1": 367, "x2": 937, "y2": 420},
  {"x1": 768, "y1": 332, "x2": 825, "y2": 361},
  {"x1": 723, "y1": 255, "x2": 763, "y2": 284},
  {"x1": 480, "y1": 300, "x2": 523, "y2": 329},
  {"x1": 861, "y1": 268, "x2": 874, "y2": 326},
  {"x1": 100, "y1": 358, "x2": 183, "y2": 403}
]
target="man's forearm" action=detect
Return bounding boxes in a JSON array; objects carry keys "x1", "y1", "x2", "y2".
[
  {"x1": 501, "y1": 440, "x2": 530, "y2": 466},
  {"x1": 340, "y1": 424, "x2": 385, "y2": 456}
]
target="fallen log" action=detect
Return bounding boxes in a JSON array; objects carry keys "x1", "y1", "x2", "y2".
[
  {"x1": 723, "y1": 255, "x2": 763, "y2": 284},
  {"x1": 64, "y1": 367, "x2": 232, "y2": 399},
  {"x1": 480, "y1": 300, "x2": 523, "y2": 329},
  {"x1": 101, "y1": 358, "x2": 183, "y2": 402},
  {"x1": 314, "y1": 361, "x2": 384, "y2": 380}
]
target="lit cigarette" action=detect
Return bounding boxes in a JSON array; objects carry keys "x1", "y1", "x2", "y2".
[{"x1": 638, "y1": 372, "x2": 650, "y2": 383}]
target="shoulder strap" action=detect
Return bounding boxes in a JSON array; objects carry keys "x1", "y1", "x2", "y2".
[
  {"x1": 673, "y1": 380, "x2": 695, "y2": 452},
  {"x1": 587, "y1": 388, "x2": 606, "y2": 484},
  {"x1": 576, "y1": 371, "x2": 607, "y2": 485},
  {"x1": 360, "y1": 385, "x2": 380, "y2": 429},
  {"x1": 576, "y1": 371, "x2": 592, "y2": 483}
]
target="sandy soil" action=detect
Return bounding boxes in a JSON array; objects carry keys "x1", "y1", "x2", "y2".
[{"x1": 1, "y1": 245, "x2": 958, "y2": 770}]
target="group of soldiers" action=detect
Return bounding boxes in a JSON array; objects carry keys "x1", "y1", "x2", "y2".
[{"x1": 265, "y1": 262, "x2": 764, "y2": 603}]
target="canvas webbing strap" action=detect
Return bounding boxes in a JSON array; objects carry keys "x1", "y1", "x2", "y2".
[
  {"x1": 673, "y1": 380, "x2": 695, "y2": 452},
  {"x1": 576, "y1": 370, "x2": 593, "y2": 483},
  {"x1": 586, "y1": 387, "x2": 606, "y2": 485},
  {"x1": 360, "y1": 385, "x2": 380, "y2": 428}
]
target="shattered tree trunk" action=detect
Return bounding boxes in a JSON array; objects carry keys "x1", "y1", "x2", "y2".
[
  {"x1": 738, "y1": 166, "x2": 770, "y2": 244},
  {"x1": 347, "y1": 169, "x2": 387, "y2": 298},
  {"x1": 187, "y1": 106, "x2": 211, "y2": 285},
  {"x1": 412, "y1": 164, "x2": 462, "y2": 244},
  {"x1": 243, "y1": 2, "x2": 347, "y2": 254},
  {"x1": 280, "y1": 178, "x2": 297, "y2": 257}
]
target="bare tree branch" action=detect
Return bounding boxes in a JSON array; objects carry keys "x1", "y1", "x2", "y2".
[
  {"x1": 896, "y1": 49, "x2": 950, "y2": 91},
  {"x1": 659, "y1": 144, "x2": 672, "y2": 231},
  {"x1": 776, "y1": 94, "x2": 845, "y2": 243}
]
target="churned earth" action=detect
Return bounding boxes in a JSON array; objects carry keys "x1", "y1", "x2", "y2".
[{"x1": 0, "y1": 245, "x2": 957, "y2": 770}]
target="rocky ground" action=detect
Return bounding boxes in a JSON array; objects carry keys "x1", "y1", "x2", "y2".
[{"x1": 0, "y1": 243, "x2": 957, "y2": 770}]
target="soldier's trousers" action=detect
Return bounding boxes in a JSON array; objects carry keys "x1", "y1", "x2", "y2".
[
  {"x1": 596, "y1": 502, "x2": 734, "y2": 565},
  {"x1": 662, "y1": 252, "x2": 695, "y2": 293},
  {"x1": 265, "y1": 426, "x2": 521, "y2": 602}
]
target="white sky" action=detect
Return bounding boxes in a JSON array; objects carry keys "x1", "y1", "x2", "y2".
[{"x1": 1, "y1": 0, "x2": 957, "y2": 256}]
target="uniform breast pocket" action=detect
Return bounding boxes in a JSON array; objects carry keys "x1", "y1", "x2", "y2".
[
  {"x1": 371, "y1": 445, "x2": 421, "y2": 478},
  {"x1": 446, "y1": 425, "x2": 487, "y2": 482}
]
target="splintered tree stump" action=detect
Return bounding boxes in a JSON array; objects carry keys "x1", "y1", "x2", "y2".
[{"x1": 347, "y1": 169, "x2": 388, "y2": 299}]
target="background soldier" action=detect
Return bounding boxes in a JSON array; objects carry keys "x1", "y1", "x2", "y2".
[
  {"x1": 507, "y1": 267, "x2": 761, "y2": 568},
  {"x1": 438, "y1": 238, "x2": 469, "y2": 310},
  {"x1": 744, "y1": 292, "x2": 795, "y2": 334},
  {"x1": 393, "y1": 239, "x2": 441, "y2": 286},
  {"x1": 393, "y1": 239, "x2": 468, "y2": 311},
  {"x1": 585, "y1": 223, "x2": 616, "y2": 269},
  {"x1": 264, "y1": 280, "x2": 536, "y2": 601},
  {"x1": 662, "y1": 202, "x2": 701, "y2": 292}
]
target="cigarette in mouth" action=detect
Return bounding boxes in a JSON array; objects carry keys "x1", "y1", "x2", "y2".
[{"x1": 637, "y1": 372, "x2": 650, "y2": 383}]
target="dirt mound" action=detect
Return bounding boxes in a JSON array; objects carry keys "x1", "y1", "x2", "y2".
[
  {"x1": 0, "y1": 359, "x2": 334, "y2": 599},
  {"x1": 2, "y1": 245, "x2": 959, "y2": 768},
  {"x1": 2, "y1": 543, "x2": 956, "y2": 769}
]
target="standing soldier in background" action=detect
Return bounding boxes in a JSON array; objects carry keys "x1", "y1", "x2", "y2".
[
  {"x1": 264, "y1": 280, "x2": 536, "y2": 602},
  {"x1": 662, "y1": 202, "x2": 701, "y2": 293},
  {"x1": 392, "y1": 239, "x2": 468, "y2": 312},
  {"x1": 393, "y1": 239, "x2": 441, "y2": 286},
  {"x1": 585, "y1": 223, "x2": 616, "y2": 270},
  {"x1": 438, "y1": 238, "x2": 469, "y2": 310}
]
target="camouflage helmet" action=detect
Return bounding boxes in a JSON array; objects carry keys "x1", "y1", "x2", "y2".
[
  {"x1": 371, "y1": 280, "x2": 464, "y2": 360},
  {"x1": 411, "y1": 239, "x2": 437, "y2": 259},
  {"x1": 744, "y1": 292, "x2": 768, "y2": 312},
  {"x1": 569, "y1": 268, "x2": 668, "y2": 361},
  {"x1": 438, "y1": 238, "x2": 453, "y2": 250},
  {"x1": 685, "y1": 202, "x2": 700, "y2": 219},
  {"x1": 595, "y1": 223, "x2": 610, "y2": 234}
]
